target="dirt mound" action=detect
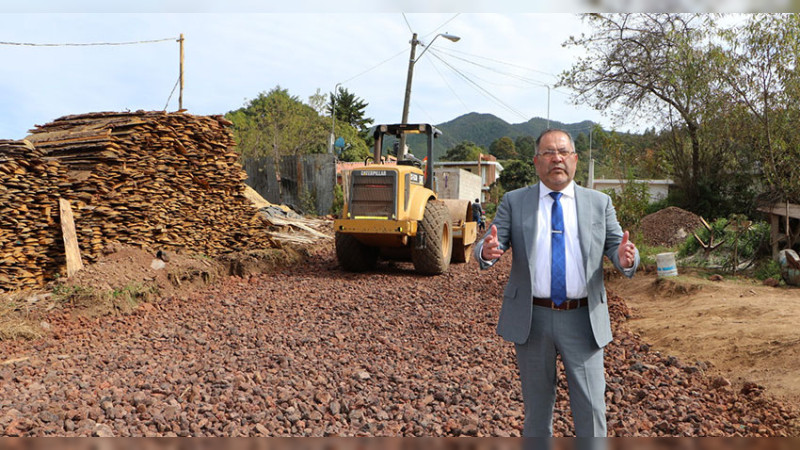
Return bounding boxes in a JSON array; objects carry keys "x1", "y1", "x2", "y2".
[
  {"x1": 639, "y1": 206, "x2": 704, "y2": 247},
  {"x1": 44, "y1": 243, "x2": 306, "y2": 316}
]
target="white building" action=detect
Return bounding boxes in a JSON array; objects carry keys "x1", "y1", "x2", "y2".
[
  {"x1": 591, "y1": 179, "x2": 673, "y2": 203},
  {"x1": 434, "y1": 156, "x2": 504, "y2": 202}
]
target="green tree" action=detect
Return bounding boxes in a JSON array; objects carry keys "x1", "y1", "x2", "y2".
[
  {"x1": 498, "y1": 160, "x2": 535, "y2": 191},
  {"x1": 308, "y1": 88, "x2": 327, "y2": 116},
  {"x1": 719, "y1": 14, "x2": 800, "y2": 204},
  {"x1": 603, "y1": 177, "x2": 650, "y2": 232},
  {"x1": 559, "y1": 13, "x2": 722, "y2": 209},
  {"x1": 226, "y1": 86, "x2": 328, "y2": 159},
  {"x1": 336, "y1": 123, "x2": 371, "y2": 162},
  {"x1": 328, "y1": 86, "x2": 374, "y2": 140},
  {"x1": 489, "y1": 136, "x2": 517, "y2": 159},
  {"x1": 515, "y1": 135, "x2": 537, "y2": 160},
  {"x1": 442, "y1": 140, "x2": 483, "y2": 161}
]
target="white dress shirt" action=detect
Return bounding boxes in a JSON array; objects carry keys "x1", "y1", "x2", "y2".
[{"x1": 533, "y1": 181, "x2": 588, "y2": 299}]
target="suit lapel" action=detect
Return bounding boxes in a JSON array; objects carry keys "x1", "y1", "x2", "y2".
[
  {"x1": 522, "y1": 184, "x2": 539, "y2": 263},
  {"x1": 575, "y1": 185, "x2": 592, "y2": 270}
]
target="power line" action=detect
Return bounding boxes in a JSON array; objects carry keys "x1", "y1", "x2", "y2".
[
  {"x1": 425, "y1": 54, "x2": 471, "y2": 112},
  {"x1": 0, "y1": 37, "x2": 178, "y2": 47},
  {"x1": 429, "y1": 47, "x2": 542, "y2": 119},
  {"x1": 432, "y1": 48, "x2": 540, "y2": 90},
  {"x1": 429, "y1": 51, "x2": 530, "y2": 122},
  {"x1": 163, "y1": 75, "x2": 181, "y2": 111},
  {"x1": 442, "y1": 47, "x2": 558, "y2": 79},
  {"x1": 421, "y1": 14, "x2": 461, "y2": 41},
  {"x1": 336, "y1": 14, "x2": 462, "y2": 91},
  {"x1": 434, "y1": 47, "x2": 570, "y2": 95},
  {"x1": 337, "y1": 48, "x2": 406, "y2": 86},
  {"x1": 401, "y1": 13, "x2": 414, "y2": 33},
  {"x1": 435, "y1": 48, "x2": 550, "y2": 84}
]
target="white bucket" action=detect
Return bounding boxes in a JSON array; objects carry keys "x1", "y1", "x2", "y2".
[{"x1": 656, "y1": 252, "x2": 678, "y2": 278}]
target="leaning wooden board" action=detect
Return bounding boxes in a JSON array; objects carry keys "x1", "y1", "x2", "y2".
[{"x1": 59, "y1": 198, "x2": 84, "y2": 277}]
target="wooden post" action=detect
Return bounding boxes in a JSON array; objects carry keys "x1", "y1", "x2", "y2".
[
  {"x1": 59, "y1": 198, "x2": 84, "y2": 277},
  {"x1": 787, "y1": 201, "x2": 792, "y2": 249},
  {"x1": 477, "y1": 153, "x2": 482, "y2": 202},
  {"x1": 771, "y1": 212, "x2": 780, "y2": 259},
  {"x1": 179, "y1": 33, "x2": 185, "y2": 110}
]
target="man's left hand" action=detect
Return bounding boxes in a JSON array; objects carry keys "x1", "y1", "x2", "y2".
[{"x1": 618, "y1": 230, "x2": 636, "y2": 269}]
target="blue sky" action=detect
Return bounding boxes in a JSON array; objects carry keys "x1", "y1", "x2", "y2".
[
  {"x1": 1, "y1": 13, "x2": 615, "y2": 140},
  {"x1": 0, "y1": 5, "x2": 787, "y2": 140}
]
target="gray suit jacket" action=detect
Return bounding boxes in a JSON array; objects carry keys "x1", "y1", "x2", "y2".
[{"x1": 474, "y1": 183, "x2": 639, "y2": 348}]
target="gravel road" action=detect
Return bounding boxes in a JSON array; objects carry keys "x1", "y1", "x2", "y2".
[{"x1": 1, "y1": 245, "x2": 797, "y2": 437}]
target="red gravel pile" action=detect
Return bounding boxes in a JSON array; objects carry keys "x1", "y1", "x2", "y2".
[
  {"x1": 0, "y1": 245, "x2": 796, "y2": 437},
  {"x1": 639, "y1": 207, "x2": 704, "y2": 247}
]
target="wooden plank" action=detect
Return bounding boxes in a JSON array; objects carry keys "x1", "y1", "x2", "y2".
[
  {"x1": 756, "y1": 202, "x2": 800, "y2": 220},
  {"x1": 267, "y1": 216, "x2": 331, "y2": 239},
  {"x1": 59, "y1": 198, "x2": 84, "y2": 277}
]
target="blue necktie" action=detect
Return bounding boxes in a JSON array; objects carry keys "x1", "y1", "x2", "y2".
[{"x1": 549, "y1": 192, "x2": 566, "y2": 306}]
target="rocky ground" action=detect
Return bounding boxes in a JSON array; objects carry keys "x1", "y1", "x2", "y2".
[{"x1": 0, "y1": 238, "x2": 798, "y2": 437}]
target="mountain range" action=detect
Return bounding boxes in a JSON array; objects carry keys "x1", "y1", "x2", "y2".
[{"x1": 404, "y1": 112, "x2": 597, "y2": 160}]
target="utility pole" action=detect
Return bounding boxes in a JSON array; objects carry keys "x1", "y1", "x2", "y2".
[
  {"x1": 398, "y1": 32, "x2": 460, "y2": 159},
  {"x1": 399, "y1": 33, "x2": 419, "y2": 159},
  {"x1": 178, "y1": 33, "x2": 184, "y2": 111}
]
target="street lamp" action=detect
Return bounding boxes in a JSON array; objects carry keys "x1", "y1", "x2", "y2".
[
  {"x1": 533, "y1": 83, "x2": 550, "y2": 128},
  {"x1": 329, "y1": 83, "x2": 342, "y2": 154},
  {"x1": 545, "y1": 85, "x2": 550, "y2": 129},
  {"x1": 398, "y1": 32, "x2": 460, "y2": 158}
]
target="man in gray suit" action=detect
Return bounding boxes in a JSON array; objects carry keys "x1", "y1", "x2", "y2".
[{"x1": 475, "y1": 128, "x2": 639, "y2": 437}]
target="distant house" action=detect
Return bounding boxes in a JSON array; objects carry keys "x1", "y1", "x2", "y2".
[
  {"x1": 592, "y1": 179, "x2": 673, "y2": 203},
  {"x1": 433, "y1": 154, "x2": 503, "y2": 202},
  {"x1": 433, "y1": 168, "x2": 482, "y2": 202}
]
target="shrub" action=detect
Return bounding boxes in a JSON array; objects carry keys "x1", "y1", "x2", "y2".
[
  {"x1": 331, "y1": 184, "x2": 344, "y2": 217},
  {"x1": 679, "y1": 217, "x2": 728, "y2": 258},
  {"x1": 604, "y1": 179, "x2": 650, "y2": 231},
  {"x1": 753, "y1": 257, "x2": 781, "y2": 281}
]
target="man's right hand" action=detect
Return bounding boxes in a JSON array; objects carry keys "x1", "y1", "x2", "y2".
[{"x1": 481, "y1": 225, "x2": 505, "y2": 260}]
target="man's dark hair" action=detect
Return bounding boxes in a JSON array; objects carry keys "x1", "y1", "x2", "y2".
[{"x1": 535, "y1": 128, "x2": 575, "y2": 153}]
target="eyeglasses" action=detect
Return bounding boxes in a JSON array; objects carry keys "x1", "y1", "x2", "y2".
[{"x1": 538, "y1": 149, "x2": 576, "y2": 158}]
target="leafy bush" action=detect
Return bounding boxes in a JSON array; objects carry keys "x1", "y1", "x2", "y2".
[
  {"x1": 645, "y1": 197, "x2": 669, "y2": 216},
  {"x1": 679, "y1": 217, "x2": 728, "y2": 258},
  {"x1": 331, "y1": 184, "x2": 344, "y2": 217},
  {"x1": 484, "y1": 183, "x2": 506, "y2": 221},
  {"x1": 738, "y1": 220, "x2": 771, "y2": 260},
  {"x1": 604, "y1": 179, "x2": 650, "y2": 231},
  {"x1": 677, "y1": 216, "x2": 772, "y2": 273},
  {"x1": 729, "y1": 218, "x2": 770, "y2": 262},
  {"x1": 753, "y1": 257, "x2": 781, "y2": 281},
  {"x1": 298, "y1": 188, "x2": 317, "y2": 216}
]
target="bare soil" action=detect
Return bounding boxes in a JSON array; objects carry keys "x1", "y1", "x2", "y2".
[{"x1": 606, "y1": 267, "x2": 800, "y2": 405}]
